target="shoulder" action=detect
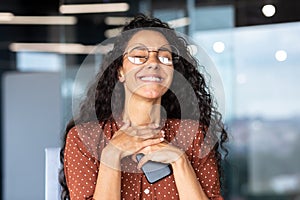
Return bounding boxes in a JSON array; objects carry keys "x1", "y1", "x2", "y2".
[
  {"x1": 67, "y1": 121, "x2": 105, "y2": 141},
  {"x1": 65, "y1": 120, "x2": 112, "y2": 160}
]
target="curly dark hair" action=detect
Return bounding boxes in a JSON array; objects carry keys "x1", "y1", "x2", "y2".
[{"x1": 59, "y1": 13, "x2": 228, "y2": 200}]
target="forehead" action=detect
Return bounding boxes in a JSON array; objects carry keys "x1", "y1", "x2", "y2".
[{"x1": 126, "y1": 30, "x2": 169, "y2": 48}]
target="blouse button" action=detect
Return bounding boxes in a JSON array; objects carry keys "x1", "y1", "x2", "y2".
[{"x1": 144, "y1": 188, "x2": 150, "y2": 194}]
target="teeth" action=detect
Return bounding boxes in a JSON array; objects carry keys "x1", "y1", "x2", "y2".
[{"x1": 140, "y1": 76, "x2": 162, "y2": 82}]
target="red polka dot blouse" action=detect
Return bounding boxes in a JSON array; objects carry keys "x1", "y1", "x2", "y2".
[{"x1": 64, "y1": 118, "x2": 224, "y2": 200}]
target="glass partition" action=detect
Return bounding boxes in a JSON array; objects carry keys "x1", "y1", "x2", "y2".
[{"x1": 194, "y1": 21, "x2": 300, "y2": 199}]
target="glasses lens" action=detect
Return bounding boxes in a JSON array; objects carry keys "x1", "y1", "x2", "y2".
[
  {"x1": 127, "y1": 46, "x2": 148, "y2": 65},
  {"x1": 157, "y1": 48, "x2": 173, "y2": 65},
  {"x1": 159, "y1": 45, "x2": 179, "y2": 65}
]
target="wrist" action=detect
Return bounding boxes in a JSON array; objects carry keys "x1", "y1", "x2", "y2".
[
  {"x1": 101, "y1": 144, "x2": 122, "y2": 170},
  {"x1": 170, "y1": 152, "x2": 188, "y2": 169}
]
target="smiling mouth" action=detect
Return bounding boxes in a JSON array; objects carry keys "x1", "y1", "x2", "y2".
[{"x1": 138, "y1": 76, "x2": 163, "y2": 82}]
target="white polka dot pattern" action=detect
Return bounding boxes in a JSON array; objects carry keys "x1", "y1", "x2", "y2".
[{"x1": 64, "y1": 119, "x2": 224, "y2": 200}]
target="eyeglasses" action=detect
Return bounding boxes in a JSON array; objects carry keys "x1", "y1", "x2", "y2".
[{"x1": 123, "y1": 44, "x2": 179, "y2": 66}]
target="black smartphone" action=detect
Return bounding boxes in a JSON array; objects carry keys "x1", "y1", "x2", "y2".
[{"x1": 136, "y1": 153, "x2": 172, "y2": 184}]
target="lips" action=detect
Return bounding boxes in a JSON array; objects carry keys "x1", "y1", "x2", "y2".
[{"x1": 137, "y1": 74, "x2": 164, "y2": 83}]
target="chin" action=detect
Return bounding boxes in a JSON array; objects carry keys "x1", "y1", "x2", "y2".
[{"x1": 139, "y1": 88, "x2": 167, "y2": 99}]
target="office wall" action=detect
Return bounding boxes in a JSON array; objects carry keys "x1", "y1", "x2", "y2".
[{"x1": 2, "y1": 72, "x2": 61, "y2": 200}]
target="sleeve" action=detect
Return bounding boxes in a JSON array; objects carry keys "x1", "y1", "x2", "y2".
[
  {"x1": 187, "y1": 128, "x2": 224, "y2": 200},
  {"x1": 64, "y1": 126, "x2": 100, "y2": 200}
]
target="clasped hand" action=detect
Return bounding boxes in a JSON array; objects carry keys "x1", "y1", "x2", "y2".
[{"x1": 107, "y1": 120, "x2": 184, "y2": 168}]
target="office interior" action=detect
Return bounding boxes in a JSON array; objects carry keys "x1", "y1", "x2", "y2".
[{"x1": 1, "y1": 0, "x2": 300, "y2": 199}]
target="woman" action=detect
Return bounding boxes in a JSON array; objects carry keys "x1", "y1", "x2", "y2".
[{"x1": 60, "y1": 14, "x2": 228, "y2": 200}]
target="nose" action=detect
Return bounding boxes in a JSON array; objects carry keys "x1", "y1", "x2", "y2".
[
  {"x1": 146, "y1": 52, "x2": 160, "y2": 70},
  {"x1": 146, "y1": 62, "x2": 159, "y2": 70}
]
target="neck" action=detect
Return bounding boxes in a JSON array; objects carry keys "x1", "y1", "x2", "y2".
[{"x1": 123, "y1": 94, "x2": 161, "y2": 126}]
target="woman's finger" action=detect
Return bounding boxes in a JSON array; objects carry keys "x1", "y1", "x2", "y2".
[
  {"x1": 136, "y1": 153, "x2": 153, "y2": 169},
  {"x1": 137, "y1": 129, "x2": 165, "y2": 139},
  {"x1": 132, "y1": 123, "x2": 159, "y2": 130},
  {"x1": 141, "y1": 137, "x2": 164, "y2": 147}
]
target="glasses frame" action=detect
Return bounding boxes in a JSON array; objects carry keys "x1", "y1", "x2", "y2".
[{"x1": 123, "y1": 43, "x2": 179, "y2": 66}]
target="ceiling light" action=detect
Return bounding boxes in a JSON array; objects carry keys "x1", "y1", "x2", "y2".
[
  {"x1": 213, "y1": 41, "x2": 225, "y2": 53},
  {"x1": 104, "y1": 16, "x2": 133, "y2": 25},
  {"x1": 104, "y1": 27, "x2": 123, "y2": 38},
  {"x1": 59, "y1": 3, "x2": 130, "y2": 14},
  {"x1": 0, "y1": 15, "x2": 77, "y2": 25},
  {"x1": 167, "y1": 17, "x2": 190, "y2": 28},
  {"x1": 10, "y1": 43, "x2": 113, "y2": 54},
  {"x1": 262, "y1": 4, "x2": 276, "y2": 17},
  {"x1": 0, "y1": 12, "x2": 14, "y2": 21},
  {"x1": 275, "y1": 50, "x2": 287, "y2": 62},
  {"x1": 103, "y1": 17, "x2": 191, "y2": 37},
  {"x1": 9, "y1": 43, "x2": 112, "y2": 54}
]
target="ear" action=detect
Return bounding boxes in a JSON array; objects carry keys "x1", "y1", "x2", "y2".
[{"x1": 118, "y1": 68, "x2": 125, "y2": 82}]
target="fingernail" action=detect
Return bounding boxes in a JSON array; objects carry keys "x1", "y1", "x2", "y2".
[{"x1": 160, "y1": 137, "x2": 164, "y2": 141}]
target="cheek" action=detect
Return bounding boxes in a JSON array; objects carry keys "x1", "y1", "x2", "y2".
[
  {"x1": 122, "y1": 61, "x2": 140, "y2": 75},
  {"x1": 164, "y1": 67, "x2": 174, "y2": 82}
]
